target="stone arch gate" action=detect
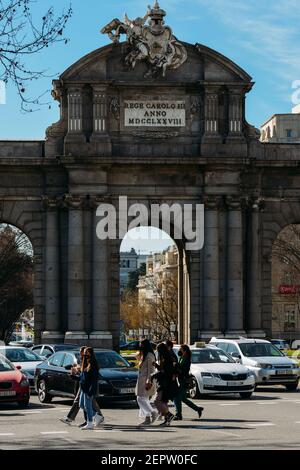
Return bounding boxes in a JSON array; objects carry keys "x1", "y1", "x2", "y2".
[{"x1": 1, "y1": 4, "x2": 300, "y2": 348}]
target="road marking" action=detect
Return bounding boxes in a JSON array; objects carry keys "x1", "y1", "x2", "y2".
[
  {"x1": 208, "y1": 429, "x2": 241, "y2": 438},
  {"x1": 41, "y1": 408, "x2": 70, "y2": 412},
  {"x1": 22, "y1": 411, "x2": 42, "y2": 414},
  {"x1": 255, "y1": 402, "x2": 278, "y2": 405},
  {"x1": 40, "y1": 431, "x2": 69, "y2": 435},
  {"x1": 218, "y1": 403, "x2": 240, "y2": 406},
  {"x1": 247, "y1": 423, "x2": 275, "y2": 427},
  {"x1": 0, "y1": 433, "x2": 15, "y2": 436}
]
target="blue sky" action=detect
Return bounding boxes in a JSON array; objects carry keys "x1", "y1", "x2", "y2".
[{"x1": 0, "y1": 0, "x2": 300, "y2": 139}]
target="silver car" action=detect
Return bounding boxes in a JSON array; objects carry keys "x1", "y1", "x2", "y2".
[{"x1": 210, "y1": 338, "x2": 300, "y2": 391}]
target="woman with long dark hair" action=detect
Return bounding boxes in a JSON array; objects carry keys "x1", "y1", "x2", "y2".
[
  {"x1": 79, "y1": 347, "x2": 99, "y2": 430},
  {"x1": 150, "y1": 342, "x2": 178, "y2": 427},
  {"x1": 173, "y1": 344, "x2": 204, "y2": 420},
  {"x1": 136, "y1": 339, "x2": 157, "y2": 427}
]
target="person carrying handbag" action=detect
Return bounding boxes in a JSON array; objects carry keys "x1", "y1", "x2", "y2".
[{"x1": 136, "y1": 339, "x2": 158, "y2": 427}]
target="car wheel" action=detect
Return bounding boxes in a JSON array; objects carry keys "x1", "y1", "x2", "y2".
[
  {"x1": 38, "y1": 379, "x2": 52, "y2": 403},
  {"x1": 17, "y1": 399, "x2": 30, "y2": 408},
  {"x1": 239, "y1": 392, "x2": 253, "y2": 399},
  {"x1": 285, "y1": 380, "x2": 299, "y2": 392},
  {"x1": 188, "y1": 377, "x2": 200, "y2": 399}
]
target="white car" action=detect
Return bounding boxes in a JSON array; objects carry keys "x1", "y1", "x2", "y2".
[
  {"x1": 210, "y1": 338, "x2": 300, "y2": 391},
  {"x1": 174, "y1": 344, "x2": 255, "y2": 399},
  {"x1": 0, "y1": 346, "x2": 43, "y2": 389}
]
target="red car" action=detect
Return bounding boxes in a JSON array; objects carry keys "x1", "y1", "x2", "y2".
[{"x1": 0, "y1": 353, "x2": 30, "y2": 407}]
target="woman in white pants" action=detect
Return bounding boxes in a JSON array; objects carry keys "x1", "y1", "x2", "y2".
[{"x1": 135, "y1": 339, "x2": 157, "y2": 427}]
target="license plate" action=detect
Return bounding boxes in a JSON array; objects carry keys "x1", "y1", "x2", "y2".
[
  {"x1": 276, "y1": 370, "x2": 290, "y2": 375},
  {"x1": 0, "y1": 391, "x2": 16, "y2": 397},
  {"x1": 119, "y1": 388, "x2": 135, "y2": 394},
  {"x1": 227, "y1": 382, "x2": 244, "y2": 387}
]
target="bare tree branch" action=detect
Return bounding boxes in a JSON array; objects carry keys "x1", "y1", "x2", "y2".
[{"x1": 0, "y1": 0, "x2": 72, "y2": 111}]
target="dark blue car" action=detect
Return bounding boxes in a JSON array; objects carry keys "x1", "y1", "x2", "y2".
[{"x1": 35, "y1": 348, "x2": 138, "y2": 403}]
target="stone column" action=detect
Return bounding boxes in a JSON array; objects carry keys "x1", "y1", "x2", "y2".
[
  {"x1": 42, "y1": 197, "x2": 64, "y2": 343},
  {"x1": 177, "y1": 247, "x2": 184, "y2": 344},
  {"x1": 226, "y1": 196, "x2": 246, "y2": 335},
  {"x1": 247, "y1": 199, "x2": 265, "y2": 337},
  {"x1": 89, "y1": 196, "x2": 112, "y2": 347},
  {"x1": 202, "y1": 87, "x2": 222, "y2": 144},
  {"x1": 228, "y1": 90, "x2": 243, "y2": 137},
  {"x1": 91, "y1": 86, "x2": 107, "y2": 135},
  {"x1": 90, "y1": 86, "x2": 112, "y2": 154},
  {"x1": 201, "y1": 196, "x2": 222, "y2": 338},
  {"x1": 65, "y1": 195, "x2": 88, "y2": 342},
  {"x1": 64, "y1": 86, "x2": 86, "y2": 150}
]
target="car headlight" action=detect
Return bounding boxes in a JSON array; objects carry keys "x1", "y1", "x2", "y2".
[
  {"x1": 98, "y1": 379, "x2": 108, "y2": 385},
  {"x1": 247, "y1": 371, "x2": 255, "y2": 377},
  {"x1": 20, "y1": 377, "x2": 29, "y2": 387},
  {"x1": 202, "y1": 373, "x2": 220, "y2": 378}
]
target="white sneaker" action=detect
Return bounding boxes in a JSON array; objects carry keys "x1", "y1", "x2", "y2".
[
  {"x1": 81, "y1": 422, "x2": 94, "y2": 430},
  {"x1": 94, "y1": 413, "x2": 105, "y2": 427}
]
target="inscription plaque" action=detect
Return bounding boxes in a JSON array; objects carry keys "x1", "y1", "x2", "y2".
[{"x1": 124, "y1": 100, "x2": 186, "y2": 127}]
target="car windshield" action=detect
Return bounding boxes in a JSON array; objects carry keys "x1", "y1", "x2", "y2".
[
  {"x1": 191, "y1": 349, "x2": 235, "y2": 364},
  {"x1": 239, "y1": 343, "x2": 284, "y2": 357},
  {"x1": 95, "y1": 351, "x2": 130, "y2": 369},
  {"x1": 0, "y1": 354, "x2": 14, "y2": 372},
  {"x1": 54, "y1": 345, "x2": 78, "y2": 351},
  {"x1": 1, "y1": 348, "x2": 42, "y2": 363}
]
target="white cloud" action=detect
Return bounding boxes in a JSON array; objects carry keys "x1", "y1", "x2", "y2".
[{"x1": 187, "y1": 0, "x2": 300, "y2": 83}]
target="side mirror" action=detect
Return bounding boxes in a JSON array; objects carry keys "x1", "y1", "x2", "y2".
[
  {"x1": 128, "y1": 361, "x2": 136, "y2": 367},
  {"x1": 65, "y1": 364, "x2": 73, "y2": 371},
  {"x1": 231, "y1": 352, "x2": 241, "y2": 362}
]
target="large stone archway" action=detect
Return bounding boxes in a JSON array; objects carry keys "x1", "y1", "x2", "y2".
[{"x1": 1, "y1": 3, "x2": 300, "y2": 348}]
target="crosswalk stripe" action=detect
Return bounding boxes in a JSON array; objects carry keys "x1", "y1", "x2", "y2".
[
  {"x1": 219, "y1": 403, "x2": 240, "y2": 406},
  {"x1": 40, "y1": 431, "x2": 69, "y2": 435},
  {"x1": 247, "y1": 423, "x2": 275, "y2": 427}
]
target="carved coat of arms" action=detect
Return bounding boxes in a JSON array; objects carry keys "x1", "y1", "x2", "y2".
[{"x1": 101, "y1": 1, "x2": 187, "y2": 78}]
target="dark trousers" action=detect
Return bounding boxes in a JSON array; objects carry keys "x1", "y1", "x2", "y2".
[
  {"x1": 67, "y1": 387, "x2": 102, "y2": 421},
  {"x1": 174, "y1": 384, "x2": 199, "y2": 417}
]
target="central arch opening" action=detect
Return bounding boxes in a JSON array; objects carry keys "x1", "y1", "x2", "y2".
[{"x1": 119, "y1": 226, "x2": 189, "y2": 345}]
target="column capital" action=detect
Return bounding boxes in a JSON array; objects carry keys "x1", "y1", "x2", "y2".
[
  {"x1": 246, "y1": 197, "x2": 265, "y2": 212},
  {"x1": 41, "y1": 196, "x2": 59, "y2": 210},
  {"x1": 66, "y1": 84, "x2": 85, "y2": 93},
  {"x1": 203, "y1": 195, "x2": 223, "y2": 210},
  {"x1": 89, "y1": 194, "x2": 111, "y2": 209},
  {"x1": 63, "y1": 193, "x2": 85, "y2": 210},
  {"x1": 225, "y1": 196, "x2": 246, "y2": 211}
]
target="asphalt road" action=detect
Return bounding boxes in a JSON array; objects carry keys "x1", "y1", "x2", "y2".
[{"x1": 0, "y1": 386, "x2": 300, "y2": 450}]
